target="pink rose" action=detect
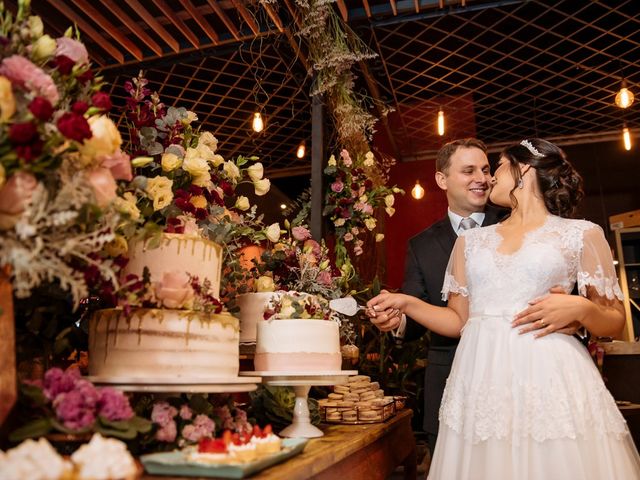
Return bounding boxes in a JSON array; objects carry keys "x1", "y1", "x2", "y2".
[
  {"x1": 317, "y1": 270, "x2": 332, "y2": 285},
  {"x1": 0, "y1": 171, "x2": 38, "y2": 215},
  {"x1": 343, "y1": 232, "x2": 354, "y2": 242},
  {"x1": 100, "y1": 149, "x2": 132, "y2": 181},
  {"x1": 155, "y1": 271, "x2": 194, "y2": 309},
  {"x1": 0, "y1": 55, "x2": 59, "y2": 104},
  {"x1": 292, "y1": 226, "x2": 311, "y2": 241},
  {"x1": 87, "y1": 168, "x2": 117, "y2": 207},
  {"x1": 340, "y1": 149, "x2": 352, "y2": 167},
  {"x1": 178, "y1": 215, "x2": 200, "y2": 235},
  {"x1": 56, "y1": 37, "x2": 89, "y2": 64},
  {"x1": 303, "y1": 239, "x2": 321, "y2": 257},
  {"x1": 330, "y1": 180, "x2": 344, "y2": 193}
]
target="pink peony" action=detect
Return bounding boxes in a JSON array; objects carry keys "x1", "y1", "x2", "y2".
[
  {"x1": 0, "y1": 55, "x2": 59, "y2": 104},
  {"x1": 155, "y1": 420, "x2": 177, "y2": 442},
  {"x1": 87, "y1": 168, "x2": 117, "y2": 207},
  {"x1": 330, "y1": 180, "x2": 344, "y2": 193},
  {"x1": 97, "y1": 387, "x2": 134, "y2": 421},
  {"x1": 100, "y1": 149, "x2": 132, "y2": 181},
  {"x1": 0, "y1": 171, "x2": 38, "y2": 215},
  {"x1": 155, "y1": 271, "x2": 195, "y2": 309},
  {"x1": 292, "y1": 226, "x2": 311, "y2": 241},
  {"x1": 56, "y1": 37, "x2": 89, "y2": 65},
  {"x1": 151, "y1": 401, "x2": 178, "y2": 428}
]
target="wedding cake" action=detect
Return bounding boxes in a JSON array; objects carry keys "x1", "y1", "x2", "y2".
[
  {"x1": 89, "y1": 234, "x2": 240, "y2": 380},
  {"x1": 237, "y1": 292, "x2": 274, "y2": 344},
  {"x1": 253, "y1": 292, "x2": 341, "y2": 372}
]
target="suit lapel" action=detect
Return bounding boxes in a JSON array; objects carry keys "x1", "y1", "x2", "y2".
[{"x1": 433, "y1": 218, "x2": 457, "y2": 257}]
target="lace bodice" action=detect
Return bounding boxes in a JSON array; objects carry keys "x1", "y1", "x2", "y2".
[{"x1": 442, "y1": 215, "x2": 624, "y2": 318}]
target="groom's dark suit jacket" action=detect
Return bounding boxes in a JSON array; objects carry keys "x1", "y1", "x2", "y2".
[{"x1": 402, "y1": 207, "x2": 504, "y2": 442}]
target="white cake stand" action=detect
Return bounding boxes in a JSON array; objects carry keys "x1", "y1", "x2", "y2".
[
  {"x1": 86, "y1": 375, "x2": 262, "y2": 393},
  {"x1": 241, "y1": 370, "x2": 358, "y2": 438}
]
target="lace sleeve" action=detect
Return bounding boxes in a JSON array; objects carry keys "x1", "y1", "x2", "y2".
[
  {"x1": 441, "y1": 235, "x2": 468, "y2": 301},
  {"x1": 577, "y1": 225, "x2": 624, "y2": 301}
]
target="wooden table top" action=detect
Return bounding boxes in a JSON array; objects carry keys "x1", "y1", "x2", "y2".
[{"x1": 142, "y1": 408, "x2": 416, "y2": 480}]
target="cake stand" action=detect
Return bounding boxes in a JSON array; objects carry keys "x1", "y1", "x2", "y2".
[
  {"x1": 86, "y1": 375, "x2": 262, "y2": 393},
  {"x1": 240, "y1": 370, "x2": 358, "y2": 438}
]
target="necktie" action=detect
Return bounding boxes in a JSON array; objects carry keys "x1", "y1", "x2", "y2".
[{"x1": 459, "y1": 217, "x2": 478, "y2": 231}]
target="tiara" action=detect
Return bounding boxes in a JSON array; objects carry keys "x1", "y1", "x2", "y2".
[{"x1": 520, "y1": 140, "x2": 544, "y2": 157}]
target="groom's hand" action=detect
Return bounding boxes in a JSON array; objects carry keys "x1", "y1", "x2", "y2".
[{"x1": 512, "y1": 286, "x2": 583, "y2": 338}]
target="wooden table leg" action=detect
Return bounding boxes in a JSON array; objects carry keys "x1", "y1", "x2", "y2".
[{"x1": 0, "y1": 265, "x2": 16, "y2": 429}]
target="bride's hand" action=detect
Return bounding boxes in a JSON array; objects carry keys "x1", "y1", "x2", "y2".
[
  {"x1": 366, "y1": 290, "x2": 408, "y2": 331},
  {"x1": 512, "y1": 286, "x2": 586, "y2": 338}
]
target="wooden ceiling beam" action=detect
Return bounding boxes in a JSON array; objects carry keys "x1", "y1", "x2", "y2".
[
  {"x1": 389, "y1": 0, "x2": 398, "y2": 16},
  {"x1": 336, "y1": 0, "x2": 348, "y2": 21},
  {"x1": 230, "y1": 0, "x2": 260, "y2": 36},
  {"x1": 152, "y1": 0, "x2": 200, "y2": 48},
  {"x1": 179, "y1": 0, "x2": 219, "y2": 44},
  {"x1": 363, "y1": 0, "x2": 372, "y2": 18},
  {"x1": 261, "y1": 2, "x2": 284, "y2": 33},
  {"x1": 283, "y1": 0, "x2": 303, "y2": 30},
  {"x1": 206, "y1": 0, "x2": 240, "y2": 40},
  {"x1": 45, "y1": 0, "x2": 124, "y2": 63},
  {"x1": 127, "y1": 0, "x2": 180, "y2": 53},
  {"x1": 101, "y1": 0, "x2": 163, "y2": 56}
]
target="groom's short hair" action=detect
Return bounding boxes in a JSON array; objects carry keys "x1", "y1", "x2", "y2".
[{"x1": 436, "y1": 138, "x2": 487, "y2": 174}]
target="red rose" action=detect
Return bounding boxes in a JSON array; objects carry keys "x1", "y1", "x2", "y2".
[
  {"x1": 28, "y1": 97, "x2": 54, "y2": 121},
  {"x1": 71, "y1": 101, "x2": 89, "y2": 115},
  {"x1": 57, "y1": 112, "x2": 92, "y2": 142},
  {"x1": 91, "y1": 92, "x2": 112, "y2": 112},
  {"x1": 54, "y1": 55, "x2": 75, "y2": 75},
  {"x1": 76, "y1": 68, "x2": 94, "y2": 84},
  {"x1": 9, "y1": 122, "x2": 38, "y2": 144},
  {"x1": 16, "y1": 141, "x2": 43, "y2": 162}
]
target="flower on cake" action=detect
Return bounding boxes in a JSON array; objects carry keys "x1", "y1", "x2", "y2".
[
  {"x1": 0, "y1": 1, "x2": 124, "y2": 307},
  {"x1": 10, "y1": 367, "x2": 150, "y2": 442},
  {"x1": 263, "y1": 291, "x2": 333, "y2": 321}
]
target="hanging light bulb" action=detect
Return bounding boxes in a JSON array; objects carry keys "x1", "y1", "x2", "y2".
[
  {"x1": 622, "y1": 124, "x2": 632, "y2": 151},
  {"x1": 411, "y1": 180, "x2": 425, "y2": 200},
  {"x1": 252, "y1": 112, "x2": 264, "y2": 132},
  {"x1": 296, "y1": 141, "x2": 306, "y2": 159},
  {"x1": 437, "y1": 107, "x2": 445, "y2": 136},
  {"x1": 615, "y1": 80, "x2": 634, "y2": 109}
]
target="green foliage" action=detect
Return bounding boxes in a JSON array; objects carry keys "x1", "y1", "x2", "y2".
[{"x1": 250, "y1": 386, "x2": 320, "y2": 432}]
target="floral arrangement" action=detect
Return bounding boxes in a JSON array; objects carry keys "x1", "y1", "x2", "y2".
[
  {"x1": 134, "y1": 394, "x2": 252, "y2": 451},
  {"x1": 0, "y1": 1, "x2": 126, "y2": 308},
  {"x1": 10, "y1": 367, "x2": 151, "y2": 442},
  {"x1": 323, "y1": 149, "x2": 403, "y2": 277},
  {"x1": 263, "y1": 291, "x2": 332, "y2": 321}
]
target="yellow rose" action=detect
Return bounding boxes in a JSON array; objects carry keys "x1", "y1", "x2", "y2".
[
  {"x1": 247, "y1": 162, "x2": 264, "y2": 182},
  {"x1": 223, "y1": 161, "x2": 241, "y2": 182},
  {"x1": 28, "y1": 16, "x2": 44, "y2": 37},
  {"x1": 375, "y1": 233, "x2": 385, "y2": 242},
  {"x1": 191, "y1": 172, "x2": 211, "y2": 187},
  {"x1": 211, "y1": 154, "x2": 224, "y2": 167},
  {"x1": 364, "y1": 218, "x2": 377, "y2": 230},
  {"x1": 78, "y1": 115, "x2": 122, "y2": 163},
  {"x1": 0, "y1": 76, "x2": 16, "y2": 122},
  {"x1": 385, "y1": 194, "x2": 395, "y2": 207},
  {"x1": 363, "y1": 151, "x2": 374, "y2": 167},
  {"x1": 334, "y1": 218, "x2": 346, "y2": 227},
  {"x1": 104, "y1": 234, "x2": 128, "y2": 257},
  {"x1": 328, "y1": 155, "x2": 337, "y2": 167},
  {"x1": 182, "y1": 148, "x2": 210, "y2": 178},
  {"x1": 190, "y1": 195, "x2": 207, "y2": 209},
  {"x1": 265, "y1": 223, "x2": 281, "y2": 243},
  {"x1": 113, "y1": 192, "x2": 140, "y2": 220},
  {"x1": 234, "y1": 195, "x2": 250, "y2": 211},
  {"x1": 32, "y1": 34, "x2": 57, "y2": 61},
  {"x1": 146, "y1": 176, "x2": 174, "y2": 211},
  {"x1": 161, "y1": 152, "x2": 182, "y2": 172},
  {"x1": 198, "y1": 132, "x2": 218, "y2": 152},
  {"x1": 385, "y1": 206, "x2": 396, "y2": 217},
  {"x1": 255, "y1": 275, "x2": 275, "y2": 292},
  {"x1": 253, "y1": 178, "x2": 270, "y2": 196}
]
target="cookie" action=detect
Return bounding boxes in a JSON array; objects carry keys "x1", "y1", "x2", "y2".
[
  {"x1": 360, "y1": 391, "x2": 376, "y2": 401},
  {"x1": 359, "y1": 410, "x2": 381, "y2": 421},
  {"x1": 348, "y1": 375, "x2": 371, "y2": 383},
  {"x1": 326, "y1": 411, "x2": 341, "y2": 421},
  {"x1": 337, "y1": 401, "x2": 356, "y2": 408},
  {"x1": 369, "y1": 381, "x2": 380, "y2": 390},
  {"x1": 342, "y1": 410, "x2": 358, "y2": 422},
  {"x1": 328, "y1": 393, "x2": 343, "y2": 400},
  {"x1": 374, "y1": 389, "x2": 385, "y2": 398},
  {"x1": 344, "y1": 393, "x2": 360, "y2": 402},
  {"x1": 334, "y1": 385, "x2": 350, "y2": 394}
]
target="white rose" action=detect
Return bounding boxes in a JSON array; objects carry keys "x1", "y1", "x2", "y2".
[
  {"x1": 223, "y1": 161, "x2": 241, "y2": 182},
  {"x1": 364, "y1": 218, "x2": 377, "y2": 230},
  {"x1": 146, "y1": 176, "x2": 174, "y2": 211},
  {"x1": 184, "y1": 111, "x2": 198, "y2": 124},
  {"x1": 265, "y1": 223, "x2": 281, "y2": 243},
  {"x1": 385, "y1": 194, "x2": 395, "y2": 207},
  {"x1": 195, "y1": 143, "x2": 215, "y2": 163},
  {"x1": 182, "y1": 148, "x2": 210, "y2": 178},
  {"x1": 161, "y1": 152, "x2": 182, "y2": 172},
  {"x1": 359, "y1": 195, "x2": 368, "y2": 203},
  {"x1": 191, "y1": 172, "x2": 211, "y2": 188},
  {"x1": 253, "y1": 178, "x2": 270, "y2": 196},
  {"x1": 211, "y1": 154, "x2": 224, "y2": 167},
  {"x1": 334, "y1": 218, "x2": 346, "y2": 227},
  {"x1": 78, "y1": 115, "x2": 122, "y2": 163},
  {"x1": 363, "y1": 151, "x2": 375, "y2": 167},
  {"x1": 31, "y1": 34, "x2": 57, "y2": 61},
  {"x1": 375, "y1": 233, "x2": 385, "y2": 242},
  {"x1": 247, "y1": 162, "x2": 264, "y2": 182},
  {"x1": 327, "y1": 155, "x2": 337, "y2": 167},
  {"x1": 385, "y1": 206, "x2": 396, "y2": 217},
  {"x1": 393, "y1": 187, "x2": 402, "y2": 193},
  {"x1": 28, "y1": 16, "x2": 44, "y2": 37},
  {"x1": 255, "y1": 276, "x2": 275, "y2": 293},
  {"x1": 234, "y1": 195, "x2": 250, "y2": 211},
  {"x1": 113, "y1": 192, "x2": 140, "y2": 220},
  {"x1": 198, "y1": 132, "x2": 218, "y2": 152}
]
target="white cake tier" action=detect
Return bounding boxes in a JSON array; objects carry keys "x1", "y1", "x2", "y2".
[
  {"x1": 124, "y1": 234, "x2": 222, "y2": 298},
  {"x1": 89, "y1": 308, "x2": 239, "y2": 379},
  {"x1": 237, "y1": 292, "x2": 276, "y2": 343},
  {"x1": 254, "y1": 319, "x2": 341, "y2": 372}
]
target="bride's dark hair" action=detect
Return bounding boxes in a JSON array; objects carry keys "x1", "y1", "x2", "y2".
[{"x1": 501, "y1": 139, "x2": 584, "y2": 218}]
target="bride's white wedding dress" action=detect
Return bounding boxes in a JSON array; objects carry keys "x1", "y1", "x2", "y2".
[{"x1": 427, "y1": 215, "x2": 640, "y2": 479}]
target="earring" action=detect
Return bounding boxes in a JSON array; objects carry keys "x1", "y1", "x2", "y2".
[{"x1": 517, "y1": 178, "x2": 524, "y2": 189}]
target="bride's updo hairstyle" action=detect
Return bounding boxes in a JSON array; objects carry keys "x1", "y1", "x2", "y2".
[{"x1": 501, "y1": 138, "x2": 584, "y2": 218}]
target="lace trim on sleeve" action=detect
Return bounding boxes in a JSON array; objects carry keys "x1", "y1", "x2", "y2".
[
  {"x1": 441, "y1": 272, "x2": 469, "y2": 301},
  {"x1": 577, "y1": 266, "x2": 624, "y2": 300}
]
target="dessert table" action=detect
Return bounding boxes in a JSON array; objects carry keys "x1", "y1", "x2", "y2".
[{"x1": 142, "y1": 408, "x2": 417, "y2": 480}]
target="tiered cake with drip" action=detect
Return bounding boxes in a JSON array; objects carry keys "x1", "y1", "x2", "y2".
[{"x1": 89, "y1": 234, "x2": 240, "y2": 380}]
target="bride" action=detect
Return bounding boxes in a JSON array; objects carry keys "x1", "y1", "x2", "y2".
[{"x1": 367, "y1": 138, "x2": 640, "y2": 479}]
